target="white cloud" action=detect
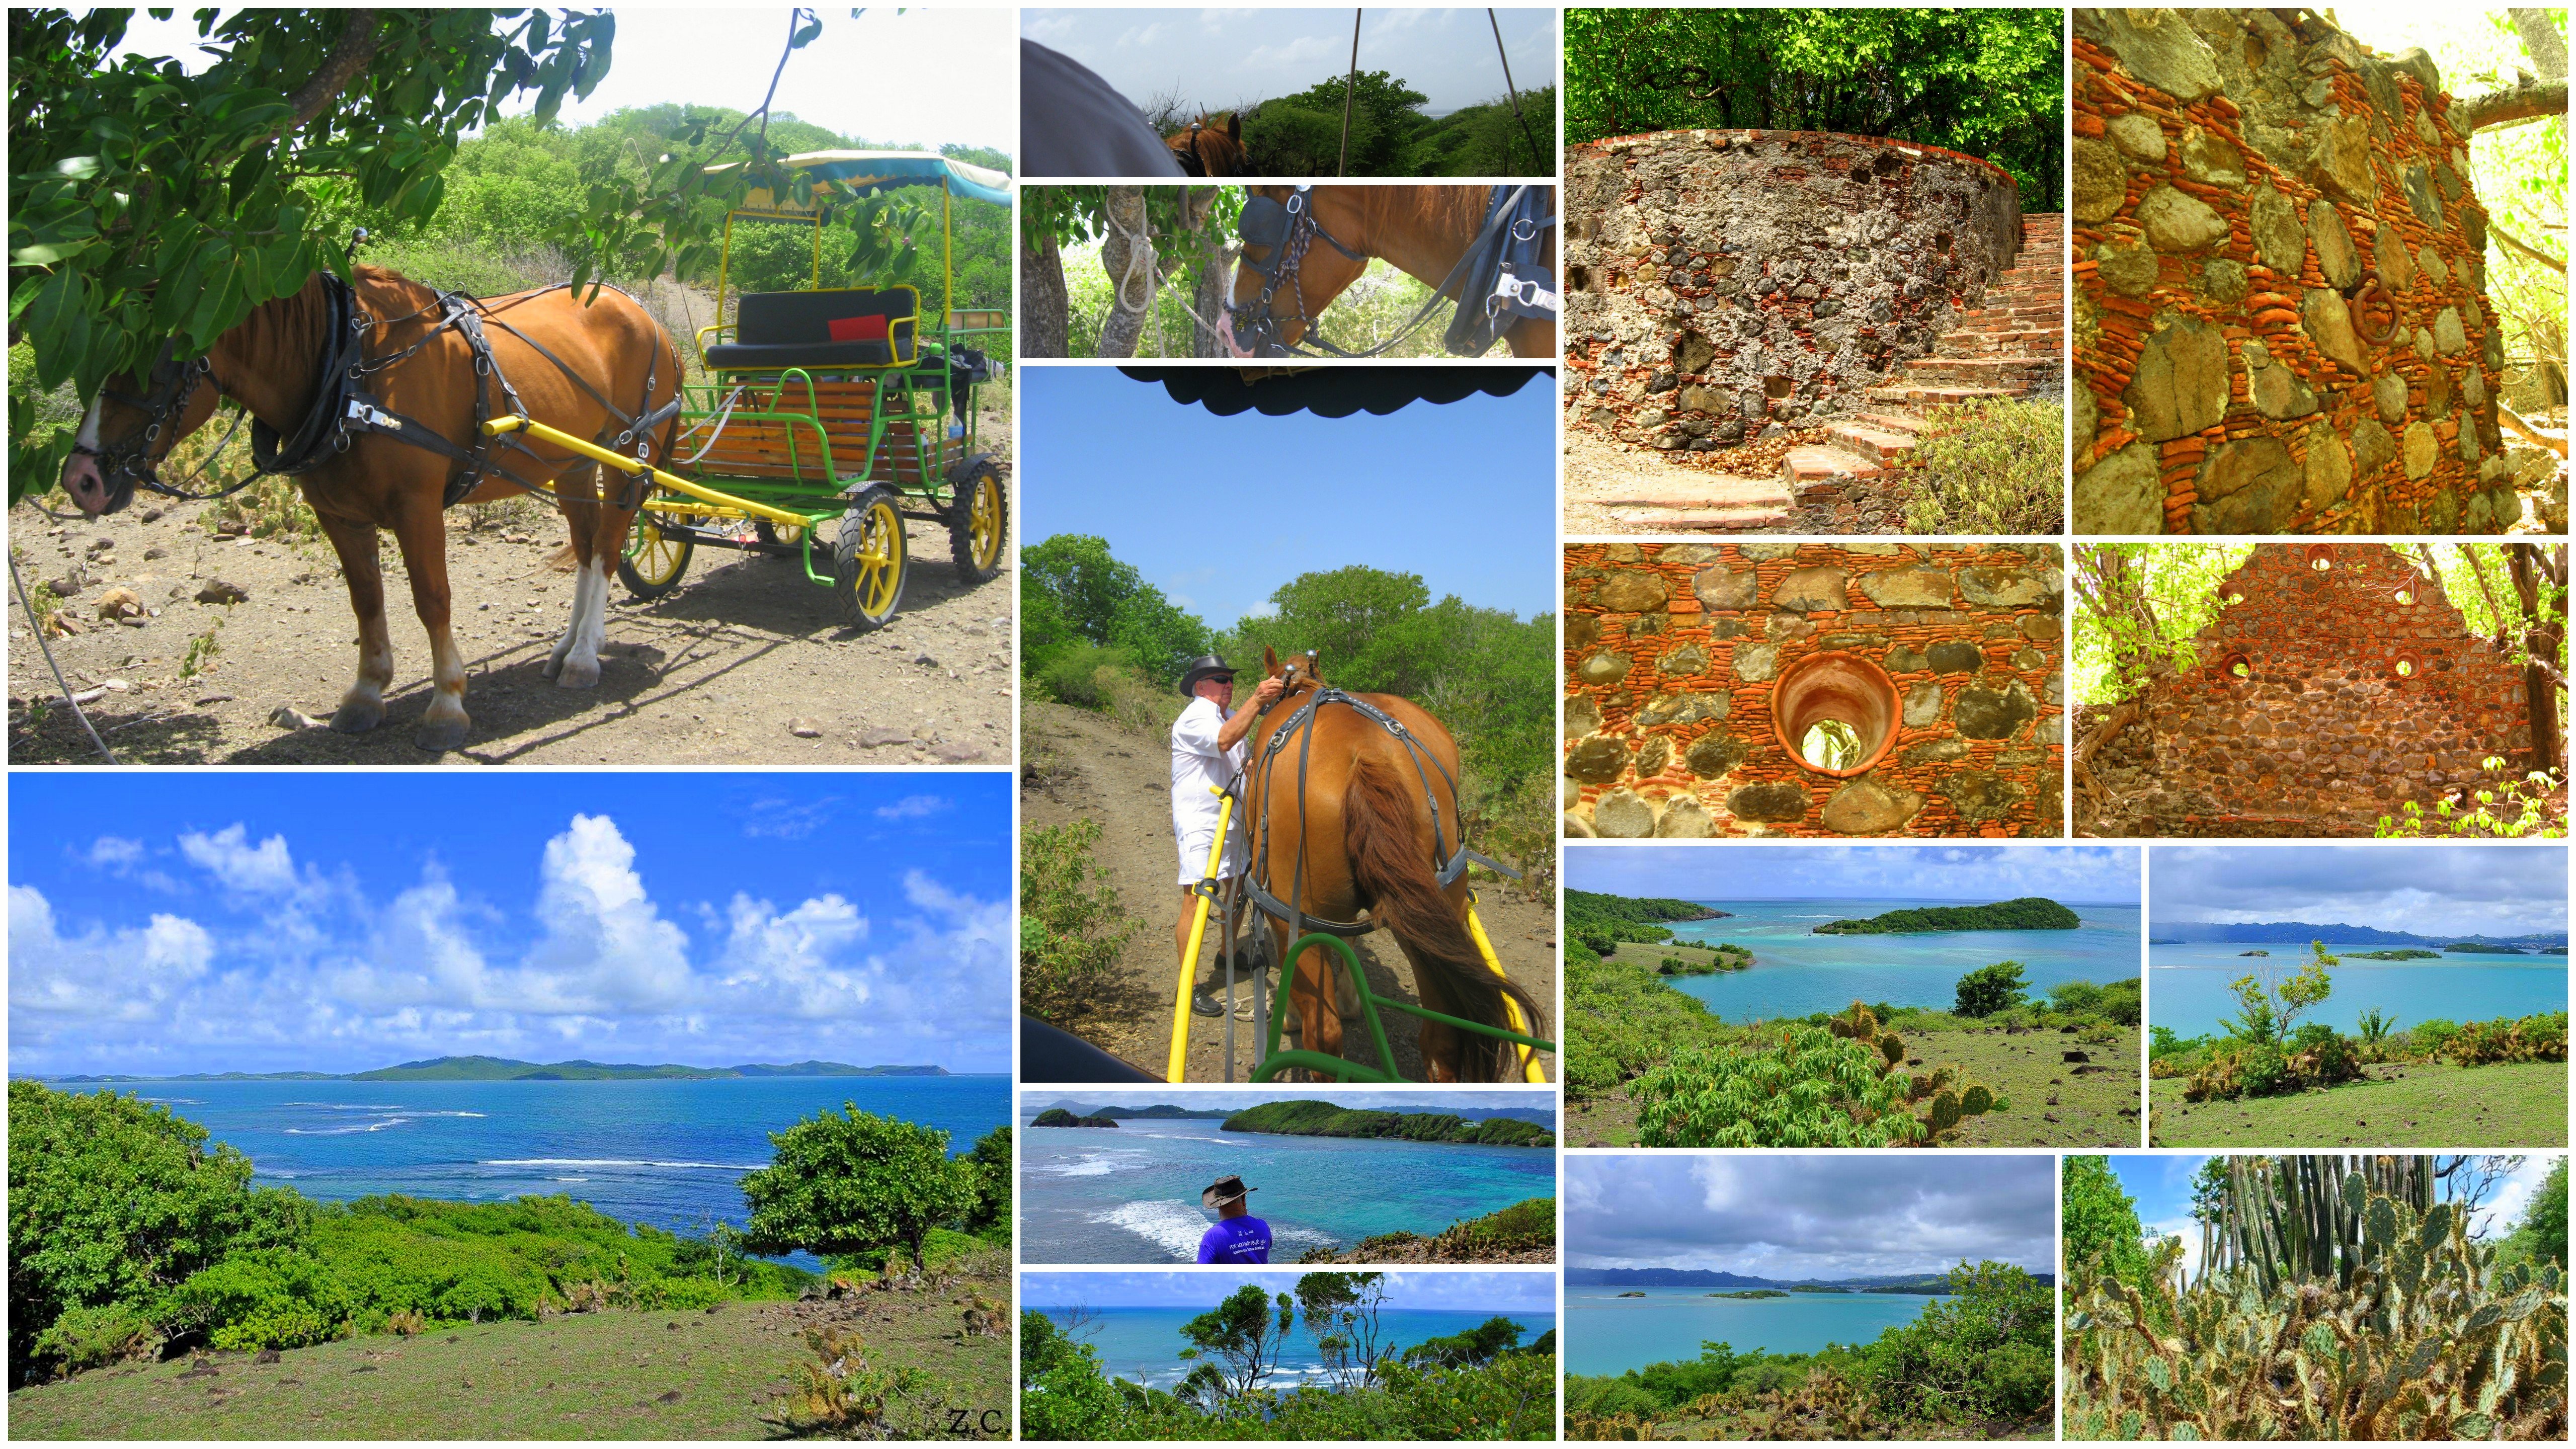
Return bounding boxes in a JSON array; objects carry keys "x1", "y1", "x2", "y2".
[
  {"x1": 178, "y1": 824, "x2": 303, "y2": 895},
  {"x1": 84, "y1": 836, "x2": 143, "y2": 868},
  {"x1": 875, "y1": 794, "x2": 949, "y2": 822},
  {"x1": 516, "y1": 813, "x2": 694, "y2": 1013},
  {"x1": 9, "y1": 884, "x2": 215, "y2": 1020}
]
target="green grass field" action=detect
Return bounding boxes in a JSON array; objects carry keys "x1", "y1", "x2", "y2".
[
  {"x1": 7, "y1": 1272, "x2": 1011, "y2": 1440},
  {"x1": 2150, "y1": 1060, "x2": 2570, "y2": 1148},
  {"x1": 1605, "y1": 941, "x2": 1747, "y2": 974},
  {"x1": 1568, "y1": 1024, "x2": 2141, "y2": 1148}
]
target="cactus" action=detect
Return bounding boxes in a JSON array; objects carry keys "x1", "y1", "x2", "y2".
[
  {"x1": 1634, "y1": 1001, "x2": 2005, "y2": 1148},
  {"x1": 2066, "y1": 1160, "x2": 2568, "y2": 1440}
]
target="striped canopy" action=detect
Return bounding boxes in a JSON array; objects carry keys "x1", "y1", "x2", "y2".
[{"x1": 731, "y1": 151, "x2": 1013, "y2": 209}]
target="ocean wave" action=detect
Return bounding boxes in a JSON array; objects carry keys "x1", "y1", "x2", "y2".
[
  {"x1": 284, "y1": 1117, "x2": 411, "y2": 1136},
  {"x1": 479, "y1": 1157, "x2": 762, "y2": 1171},
  {"x1": 140, "y1": 1096, "x2": 203, "y2": 1105},
  {"x1": 1093, "y1": 1200, "x2": 1213, "y2": 1260},
  {"x1": 1274, "y1": 1224, "x2": 1338, "y2": 1247},
  {"x1": 285, "y1": 1102, "x2": 485, "y2": 1118},
  {"x1": 1039, "y1": 1156, "x2": 1117, "y2": 1178}
]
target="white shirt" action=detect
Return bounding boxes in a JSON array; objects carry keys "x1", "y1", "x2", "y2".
[{"x1": 1171, "y1": 695, "x2": 1247, "y2": 838}]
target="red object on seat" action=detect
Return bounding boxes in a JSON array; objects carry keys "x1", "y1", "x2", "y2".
[{"x1": 827, "y1": 314, "x2": 890, "y2": 344}]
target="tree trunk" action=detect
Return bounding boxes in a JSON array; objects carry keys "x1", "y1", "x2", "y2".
[
  {"x1": 1020, "y1": 227, "x2": 1068, "y2": 359},
  {"x1": 1096, "y1": 187, "x2": 1153, "y2": 360},
  {"x1": 2508, "y1": 542, "x2": 2567, "y2": 772},
  {"x1": 2512, "y1": 8, "x2": 2566, "y2": 80},
  {"x1": 1192, "y1": 249, "x2": 1231, "y2": 357},
  {"x1": 2456, "y1": 74, "x2": 2568, "y2": 132}
]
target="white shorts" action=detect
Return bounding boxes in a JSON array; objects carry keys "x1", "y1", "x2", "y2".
[{"x1": 1177, "y1": 820, "x2": 1249, "y2": 888}]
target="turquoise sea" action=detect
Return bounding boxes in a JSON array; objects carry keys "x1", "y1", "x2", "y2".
[
  {"x1": 1657, "y1": 899, "x2": 2142, "y2": 1022},
  {"x1": 1034, "y1": 1303, "x2": 1558, "y2": 1391},
  {"x1": 51, "y1": 1075, "x2": 1011, "y2": 1236},
  {"x1": 1020, "y1": 1113, "x2": 1556, "y2": 1263},
  {"x1": 2147, "y1": 944, "x2": 2568, "y2": 1037},
  {"x1": 1566, "y1": 1288, "x2": 1948, "y2": 1378}
]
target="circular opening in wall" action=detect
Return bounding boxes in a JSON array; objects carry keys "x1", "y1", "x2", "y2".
[
  {"x1": 2218, "y1": 584, "x2": 2246, "y2": 606},
  {"x1": 1770, "y1": 651, "x2": 1901, "y2": 779},
  {"x1": 2306, "y1": 544, "x2": 2335, "y2": 572},
  {"x1": 2392, "y1": 584, "x2": 2418, "y2": 606},
  {"x1": 2218, "y1": 651, "x2": 2253, "y2": 682},
  {"x1": 2393, "y1": 652, "x2": 2422, "y2": 681}
]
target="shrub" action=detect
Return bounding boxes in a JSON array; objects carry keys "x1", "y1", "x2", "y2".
[
  {"x1": 1036, "y1": 641, "x2": 1141, "y2": 709},
  {"x1": 1632, "y1": 1004, "x2": 2005, "y2": 1147},
  {"x1": 28, "y1": 1303, "x2": 162, "y2": 1377},
  {"x1": 1894, "y1": 398, "x2": 2065, "y2": 535},
  {"x1": 2443, "y1": 1011, "x2": 2569, "y2": 1067},
  {"x1": 1954, "y1": 961, "x2": 2029, "y2": 1018},
  {"x1": 740, "y1": 1106, "x2": 977, "y2": 1267},
  {"x1": 1019, "y1": 818, "x2": 1137, "y2": 1023}
]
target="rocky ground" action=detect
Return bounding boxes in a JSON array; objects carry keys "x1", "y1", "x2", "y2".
[
  {"x1": 8, "y1": 495, "x2": 1012, "y2": 767},
  {"x1": 1019, "y1": 697, "x2": 1557, "y2": 1084}
]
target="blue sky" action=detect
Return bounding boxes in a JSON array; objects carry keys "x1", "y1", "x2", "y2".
[
  {"x1": 8, "y1": 773, "x2": 1010, "y2": 1076},
  {"x1": 2106, "y1": 1155, "x2": 2561, "y2": 1280},
  {"x1": 2150, "y1": 846, "x2": 2567, "y2": 937},
  {"x1": 1023, "y1": 7, "x2": 1560, "y2": 117},
  {"x1": 1023, "y1": 1088, "x2": 1553, "y2": 1115},
  {"x1": 1022, "y1": 1269, "x2": 1557, "y2": 1313},
  {"x1": 1022, "y1": 369, "x2": 1554, "y2": 627},
  {"x1": 114, "y1": 9, "x2": 1015, "y2": 154},
  {"x1": 1568, "y1": 1156, "x2": 2055, "y2": 1279},
  {"x1": 1567, "y1": 846, "x2": 2142, "y2": 906}
]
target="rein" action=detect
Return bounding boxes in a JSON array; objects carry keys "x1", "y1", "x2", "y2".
[{"x1": 1226, "y1": 185, "x2": 1556, "y2": 360}]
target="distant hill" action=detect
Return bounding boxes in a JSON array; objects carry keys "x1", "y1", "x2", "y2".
[
  {"x1": 2154, "y1": 921, "x2": 2568, "y2": 950},
  {"x1": 1815, "y1": 897, "x2": 2080, "y2": 934},
  {"x1": 1567, "y1": 1267, "x2": 2054, "y2": 1291},
  {"x1": 1222, "y1": 1099, "x2": 1553, "y2": 1147},
  {"x1": 1027, "y1": 1100, "x2": 1556, "y2": 1128},
  {"x1": 42, "y1": 1056, "x2": 947, "y2": 1084}
]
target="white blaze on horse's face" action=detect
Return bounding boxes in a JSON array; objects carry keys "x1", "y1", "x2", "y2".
[{"x1": 60, "y1": 396, "x2": 108, "y2": 515}]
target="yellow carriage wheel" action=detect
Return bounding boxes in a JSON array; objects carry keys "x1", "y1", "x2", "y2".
[
  {"x1": 833, "y1": 486, "x2": 908, "y2": 631},
  {"x1": 946, "y1": 461, "x2": 1008, "y2": 584},
  {"x1": 615, "y1": 509, "x2": 693, "y2": 600},
  {"x1": 755, "y1": 517, "x2": 809, "y2": 557}
]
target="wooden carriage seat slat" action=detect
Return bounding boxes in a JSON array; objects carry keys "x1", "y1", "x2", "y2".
[{"x1": 673, "y1": 376, "x2": 939, "y2": 486}]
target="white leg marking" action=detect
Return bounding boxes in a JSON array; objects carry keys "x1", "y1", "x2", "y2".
[{"x1": 555, "y1": 555, "x2": 611, "y2": 689}]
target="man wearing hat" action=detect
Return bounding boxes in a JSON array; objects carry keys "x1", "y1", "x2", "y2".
[
  {"x1": 1195, "y1": 1174, "x2": 1272, "y2": 1264},
  {"x1": 1172, "y1": 654, "x2": 1283, "y2": 1018}
]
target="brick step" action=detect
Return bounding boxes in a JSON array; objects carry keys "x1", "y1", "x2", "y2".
[
  {"x1": 1945, "y1": 318, "x2": 2063, "y2": 339},
  {"x1": 1592, "y1": 472, "x2": 1790, "y2": 514},
  {"x1": 1937, "y1": 328, "x2": 2061, "y2": 351},
  {"x1": 1783, "y1": 442, "x2": 1891, "y2": 491},
  {"x1": 1828, "y1": 420, "x2": 1923, "y2": 467},
  {"x1": 1865, "y1": 385, "x2": 2016, "y2": 409},
  {"x1": 1899, "y1": 355, "x2": 2060, "y2": 388},
  {"x1": 1607, "y1": 506, "x2": 1793, "y2": 532}
]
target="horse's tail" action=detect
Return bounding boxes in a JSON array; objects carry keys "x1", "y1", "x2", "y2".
[{"x1": 1340, "y1": 753, "x2": 1546, "y2": 1081}]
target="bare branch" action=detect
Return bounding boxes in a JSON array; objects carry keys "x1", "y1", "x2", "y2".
[
  {"x1": 284, "y1": 10, "x2": 384, "y2": 129},
  {"x1": 2454, "y1": 74, "x2": 2568, "y2": 133},
  {"x1": 2489, "y1": 217, "x2": 2568, "y2": 274},
  {"x1": 2499, "y1": 401, "x2": 2569, "y2": 457}
]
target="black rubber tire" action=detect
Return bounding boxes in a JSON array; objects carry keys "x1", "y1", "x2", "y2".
[
  {"x1": 833, "y1": 486, "x2": 908, "y2": 631},
  {"x1": 945, "y1": 460, "x2": 1008, "y2": 584},
  {"x1": 615, "y1": 514, "x2": 692, "y2": 600}
]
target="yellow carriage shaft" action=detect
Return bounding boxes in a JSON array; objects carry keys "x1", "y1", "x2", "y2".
[
  {"x1": 1169, "y1": 787, "x2": 1235, "y2": 1083},
  {"x1": 479, "y1": 415, "x2": 815, "y2": 530},
  {"x1": 1466, "y1": 896, "x2": 1546, "y2": 1083}
]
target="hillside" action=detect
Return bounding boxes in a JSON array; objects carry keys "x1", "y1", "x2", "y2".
[
  {"x1": 41, "y1": 1056, "x2": 949, "y2": 1084},
  {"x1": 1814, "y1": 898, "x2": 2080, "y2": 934},
  {"x1": 1567, "y1": 1267, "x2": 2054, "y2": 1291},
  {"x1": 1221, "y1": 1100, "x2": 1554, "y2": 1147},
  {"x1": 2152, "y1": 921, "x2": 2569, "y2": 949}
]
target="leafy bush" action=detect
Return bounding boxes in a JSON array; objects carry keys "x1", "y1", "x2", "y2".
[
  {"x1": 2442, "y1": 1011, "x2": 2568, "y2": 1066},
  {"x1": 1562, "y1": 942, "x2": 1732, "y2": 1096},
  {"x1": 28, "y1": 1302, "x2": 162, "y2": 1377},
  {"x1": 9, "y1": 1082, "x2": 310, "y2": 1381},
  {"x1": 740, "y1": 1106, "x2": 977, "y2": 1267},
  {"x1": 1019, "y1": 818, "x2": 1138, "y2": 1024},
  {"x1": 1894, "y1": 398, "x2": 2065, "y2": 535},
  {"x1": 1632, "y1": 1004, "x2": 2004, "y2": 1147},
  {"x1": 1954, "y1": 961, "x2": 2029, "y2": 1018},
  {"x1": 1035, "y1": 641, "x2": 1143, "y2": 708}
]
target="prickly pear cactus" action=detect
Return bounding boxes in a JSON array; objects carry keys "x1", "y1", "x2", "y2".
[{"x1": 1632, "y1": 1001, "x2": 2008, "y2": 1147}]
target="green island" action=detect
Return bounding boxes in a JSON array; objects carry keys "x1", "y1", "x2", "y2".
[
  {"x1": 2443, "y1": 942, "x2": 2531, "y2": 954},
  {"x1": 1812, "y1": 897, "x2": 2080, "y2": 935},
  {"x1": 1566, "y1": 1263, "x2": 2052, "y2": 1441},
  {"x1": 1220, "y1": 1100, "x2": 1553, "y2": 1148},
  {"x1": 1565, "y1": 893, "x2": 2140, "y2": 1150},
  {"x1": 46, "y1": 1054, "x2": 945, "y2": 1084},
  {"x1": 1617, "y1": 1291, "x2": 1646, "y2": 1298},
  {"x1": 7, "y1": 1083, "x2": 1010, "y2": 1438},
  {"x1": 2348, "y1": 948, "x2": 2442, "y2": 961},
  {"x1": 1031, "y1": 1108, "x2": 1120, "y2": 1129},
  {"x1": 2239, "y1": 950, "x2": 2271, "y2": 957},
  {"x1": 1021, "y1": 1278, "x2": 1556, "y2": 1440},
  {"x1": 1787, "y1": 1284, "x2": 1844, "y2": 1294},
  {"x1": 2148, "y1": 942, "x2": 2568, "y2": 1148},
  {"x1": 1708, "y1": 1290, "x2": 1790, "y2": 1300}
]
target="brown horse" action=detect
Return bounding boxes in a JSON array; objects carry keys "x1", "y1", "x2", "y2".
[
  {"x1": 1218, "y1": 185, "x2": 1556, "y2": 359},
  {"x1": 1165, "y1": 113, "x2": 1245, "y2": 177},
  {"x1": 58, "y1": 266, "x2": 682, "y2": 751},
  {"x1": 1242, "y1": 647, "x2": 1546, "y2": 1083}
]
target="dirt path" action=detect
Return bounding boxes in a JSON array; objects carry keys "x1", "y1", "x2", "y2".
[
  {"x1": 1020, "y1": 699, "x2": 1557, "y2": 1084},
  {"x1": 9, "y1": 497, "x2": 1012, "y2": 767}
]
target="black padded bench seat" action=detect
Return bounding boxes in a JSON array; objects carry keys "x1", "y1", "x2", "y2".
[{"x1": 705, "y1": 287, "x2": 918, "y2": 371}]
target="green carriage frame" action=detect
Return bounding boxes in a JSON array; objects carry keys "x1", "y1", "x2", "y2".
[{"x1": 611, "y1": 150, "x2": 1014, "y2": 629}]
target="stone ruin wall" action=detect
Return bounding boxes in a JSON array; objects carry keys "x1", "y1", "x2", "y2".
[
  {"x1": 2115, "y1": 544, "x2": 2531, "y2": 836},
  {"x1": 1562, "y1": 130, "x2": 2023, "y2": 452},
  {"x1": 1562, "y1": 542, "x2": 2065, "y2": 839},
  {"x1": 2070, "y1": 8, "x2": 2518, "y2": 535}
]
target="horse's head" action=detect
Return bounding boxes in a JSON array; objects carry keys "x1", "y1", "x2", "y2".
[
  {"x1": 59, "y1": 346, "x2": 221, "y2": 516},
  {"x1": 1165, "y1": 113, "x2": 1243, "y2": 178},
  {"x1": 1261, "y1": 644, "x2": 1326, "y2": 698},
  {"x1": 1220, "y1": 186, "x2": 1369, "y2": 357}
]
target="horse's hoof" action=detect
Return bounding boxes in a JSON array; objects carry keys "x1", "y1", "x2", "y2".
[
  {"x1": 413, "y1": 717, "x2": 468, "y2": 753},
  {"x1": 539, "y1": 655, "x2": 564, "y2": 680},
  {"x1": 330, "y1": 702, "x2": 383, "y2": 734},
  {"x1": 554, "y1": 658, "x2": 601, "y2": 689}
]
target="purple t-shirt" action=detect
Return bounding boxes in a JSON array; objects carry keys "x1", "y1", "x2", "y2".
[{"x1": 1197, "y1": 1214, "x2": 1272, "y2": 1264}]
